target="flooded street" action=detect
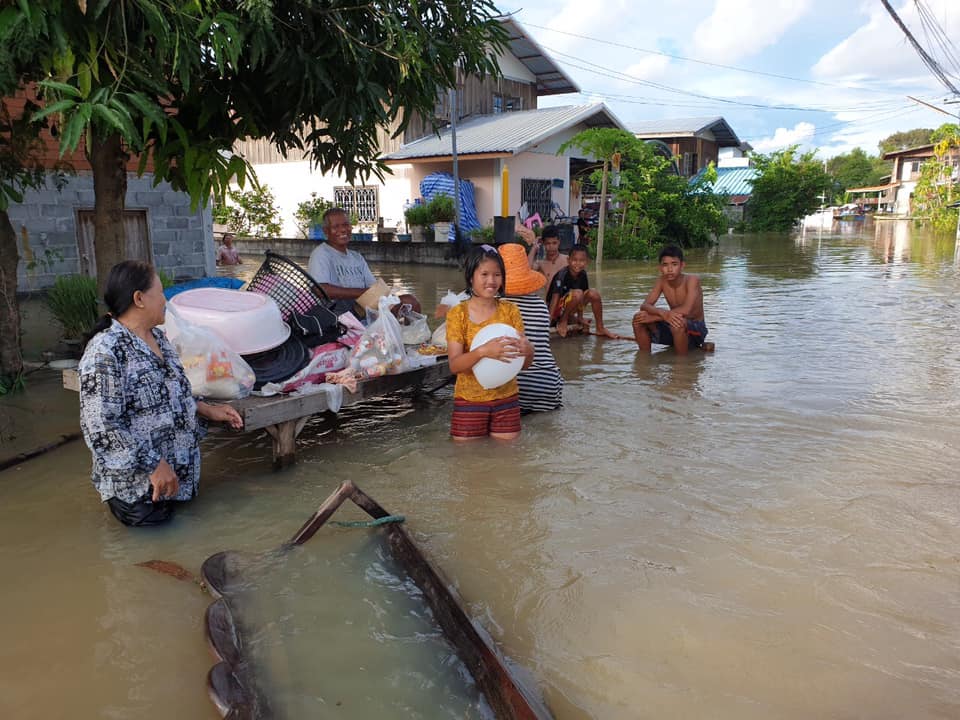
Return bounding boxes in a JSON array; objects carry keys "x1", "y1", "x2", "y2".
[{"x1": 2, "y1": 223, "x2": 959, "y2": 719}]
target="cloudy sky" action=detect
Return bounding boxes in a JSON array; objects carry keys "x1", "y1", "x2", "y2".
[{"x1": 500, "y1": 0, "x2": 960, "y2": 157}]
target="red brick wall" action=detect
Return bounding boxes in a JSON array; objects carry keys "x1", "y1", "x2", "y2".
[{"x1": 4, "y1": 87, "x2": 154, "y2": 174}]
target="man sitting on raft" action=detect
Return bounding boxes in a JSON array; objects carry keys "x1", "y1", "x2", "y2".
[{"x1": 632, "y1": 244, "x2": 708, "y2": 355}]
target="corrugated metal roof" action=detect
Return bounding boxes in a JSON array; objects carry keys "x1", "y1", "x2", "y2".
[
  {"x1": 382, "y1": 104, "x2": 627, "y2": 161},
  {"x1": 691, "y1": 166, "x2": 759, "y2": 196},
  {"x1": 501, "y1": 18, "x2": 579, "y2": 96},
  {"x1": 631, "y1": 116, "x2": 741, "y2": 146}
]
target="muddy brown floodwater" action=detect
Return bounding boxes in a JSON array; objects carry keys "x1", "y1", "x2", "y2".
[{"x1": 1, "y1": 222, "x2": 959, "y2": 719}]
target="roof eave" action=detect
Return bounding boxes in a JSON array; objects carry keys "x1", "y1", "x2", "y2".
[{"x1": 501, "y1": 17, "x2": 580, "y2": 96}]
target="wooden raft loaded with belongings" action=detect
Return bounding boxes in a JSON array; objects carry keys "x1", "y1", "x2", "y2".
[
  {"x1": 62, "y1": 251, "x2": 452, "y2": 468},
  {"x1": 202, "y1": 481, "x2": 553, "y2": 720}
]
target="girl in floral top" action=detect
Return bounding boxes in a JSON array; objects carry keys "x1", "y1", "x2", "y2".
[
  {"x1": 446, "y1": 245, "x2": 533, "y2": 440},
  {"x1": 79, "y1": 261, "x2": 242, "y2": 526}
]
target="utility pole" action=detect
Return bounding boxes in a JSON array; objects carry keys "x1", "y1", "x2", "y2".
[{"x1": 449, "y1": 85, "x2": 461, "y2": 245}]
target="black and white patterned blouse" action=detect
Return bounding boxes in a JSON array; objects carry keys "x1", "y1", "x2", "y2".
[
  {"x1": 505, "y1": 294, "x2": 564, "y2": 412},
  {"x1": 79, "y1": 321, "x2": 206, "y2": 504}
]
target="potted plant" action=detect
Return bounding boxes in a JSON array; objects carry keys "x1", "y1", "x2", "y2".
[
  {"x1": 404, "y1": 203, "x2": 431, "y2": 243},
  {"x1": 294, "y1": 193, "x2": 333, "y2": 240},
  {"x1": 427, "y1": 193, "x2": 455, "y2": 243},
  {"x1": 45, "y1": 275, "x2": 99, "y2": 353}
]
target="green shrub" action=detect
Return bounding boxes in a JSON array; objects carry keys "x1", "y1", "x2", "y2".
[
  {"x1": 293, "y1": 193, "x2": 333, "y2": 237},
  {"x1": 404, "y1": 203, "x2": 431, "y2": 227},
  {"x1": 427, "y1": 193, "x2": 455, "y2": 222},
  {"x1": 156, "y1": 268, "x2": 176, "y2": 289},
  {"x1": 45, "y1": 275, "x2": 99, "y2": 340},
  {"x1": 470, "y1": 224, "x2": 495, "y2": 243}
]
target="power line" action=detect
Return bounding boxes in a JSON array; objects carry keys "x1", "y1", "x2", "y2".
[
  {"x1": 519, "y1": 20, "x2": 905, "y2": 97},
  {"x1": 542, "y1": 45, "x2": 918, "y2": 114},
  {"x1": 881, "y1": 0, "x2": 960, "y2": 96}
]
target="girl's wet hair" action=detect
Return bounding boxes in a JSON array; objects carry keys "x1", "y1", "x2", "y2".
[
  {"x1": 87, "y1": 260, "x2": 157, "y2": 338},
  {"x1": 463, "y1": 244, "x2": 506, "y2": 296}
]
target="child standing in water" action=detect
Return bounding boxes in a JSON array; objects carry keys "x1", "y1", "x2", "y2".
[{"x1": 446, "y1": 246, "x2": 534, "y2": 440}]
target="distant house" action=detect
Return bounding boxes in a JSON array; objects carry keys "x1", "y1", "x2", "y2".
[
  {"x1": 690, "y1": 165, "x2": 759, "y2": 223},
  {"x1": 876, "y1": 144, "x2": 960, "y2": 215},
  {"x1": 632, "y1": 116, "x2": 743, "y2": 177},
  {"x1": 232, "y1": 18, "x2": 603, "y2": 236},
  {"x1": 381, "y1": 104, "x2": 627, "y2": 228},
  {"x1": 5, "y1": 91, "x2": 215, "y2": 291}
]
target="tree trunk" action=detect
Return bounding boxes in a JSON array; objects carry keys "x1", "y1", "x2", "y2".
[
  {"x1": 90, "y1": 132, "x2": 129, "y2": 296},
  {"x1": 596, "y1": 158, "x2": 609, "y2": 266},
  {"x1": 0, "y1": 209, "x2": 23, "y2": 384}
]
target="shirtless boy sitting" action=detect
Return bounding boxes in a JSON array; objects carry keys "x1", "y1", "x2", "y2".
[{"x1": 632, "y1": 245, "x2": 708, "y2": 355}]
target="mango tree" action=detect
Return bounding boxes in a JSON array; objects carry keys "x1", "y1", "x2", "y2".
[{"x1": 0, "y1": 0, "x2": 505, "y2": 375}]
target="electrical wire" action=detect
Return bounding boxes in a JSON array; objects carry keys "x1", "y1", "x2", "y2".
[{"x1": 518, "y1": 20, "x2": 906, "y2": 97}]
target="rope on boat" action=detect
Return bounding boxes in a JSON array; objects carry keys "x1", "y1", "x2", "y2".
[{"x1": 330, "y1": 514, "x2": 405, "y2": 528}]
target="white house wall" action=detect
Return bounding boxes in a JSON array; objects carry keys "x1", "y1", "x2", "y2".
[{"x1": 248, "y1": 161, "x2": 417, "y2": 236}]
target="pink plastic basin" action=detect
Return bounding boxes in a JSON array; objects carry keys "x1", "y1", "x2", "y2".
[{"x1": 168, "y1": 288, "x2": 290, "y2": 355}]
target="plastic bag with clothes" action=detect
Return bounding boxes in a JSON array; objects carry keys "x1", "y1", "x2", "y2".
[
  {"x1": 349, "y1": 295, "x2": 409, "y2": 378},
  {"x1": 164, "y1": 307, "x2": 255, "y2": 399},
  {"x1": 399, "y1": 304, "x2": 431, "y2": 345}
]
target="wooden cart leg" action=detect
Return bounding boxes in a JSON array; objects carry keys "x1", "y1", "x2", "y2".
[{"x1": 264, "y1": 416, "x2": 310, "y2": 469}]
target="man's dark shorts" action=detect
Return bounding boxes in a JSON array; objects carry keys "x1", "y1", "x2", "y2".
[{"x1": 649, "y1": 319, "x2": 708, "y2": 348}]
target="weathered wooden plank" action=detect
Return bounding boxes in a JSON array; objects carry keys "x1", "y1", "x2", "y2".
[
  {"x1": 63, "y1": 368, "x2": 79, "y2": 392},
  {"x1": 235, "y1": 361, "x2": 450, "y2": 432}
]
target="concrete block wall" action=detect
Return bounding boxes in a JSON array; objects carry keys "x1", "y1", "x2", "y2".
[
  {"x1": 235, "y1": 237, "x2": 463, "y2": 267},
  {"x1": 10, "y1": 172, "x2": 214, "y2": 292}
]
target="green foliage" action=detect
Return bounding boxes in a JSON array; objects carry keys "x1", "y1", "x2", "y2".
[
  {"x1": 221, "y1": 187, "x2": 282, "y2": 238},
  {"x1": 404, "y1": 203, "x2": 432, "y2": 227},
  {"x1": 826, "y1": 148, "x2": 887, "y2": 200},
  {"x1": 5, "y1": 1, "x2": 508, "y2": 208},
  {"x1": 747, "y1": 146, "x2": 832, "y2": 231},
  {"x1": 45, "y1": 275, "x2": 99, "y2": 340},
  {"x1": 878, "y1": 128, "x2": 934, "y2": 155},
  {"x1": 470, "y1": 224, "x2": 496, "y2": 243},
  {"x1": 912, "y1": 123, "x2": 960, "y2": 232},
  {"x1": 562, "y1": 131, "x2": 726, "y2": 259},
  {"x1": 25, "y1": 246, "x2": 64, "y2": 273},
  {"x1": 156, "y1": 268, "x2": 176, "y2": 289},
  {"x1": 0, "y1": 370, "x2": 26, "y2": 396},
  {"x1": 426, "y1": 193, "x2": 455, "y2": 223},
  {"x1": 293, "y1": 193, "x2": 333, "y2": 237}
]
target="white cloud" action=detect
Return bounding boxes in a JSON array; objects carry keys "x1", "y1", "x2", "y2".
[
  {"x1": 813, "y1": 0, "x2": 960, "y2": 88},
  {"x1": 693, "y1": 0, "x2": 811, "y2": 64},
  {"x1": 752, "y1": 122, "x2": 817, "y2": 153},
  {"x1": 621, "y1": 56, "x2": 672, "y2": 83}
]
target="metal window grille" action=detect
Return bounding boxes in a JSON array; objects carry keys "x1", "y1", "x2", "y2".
[
  {"x1": 334, "y1": 186, "x2": 380, "y2": 224},
  {"x1": 521, "y1": 179, "x2": 552, "y2": 220}
]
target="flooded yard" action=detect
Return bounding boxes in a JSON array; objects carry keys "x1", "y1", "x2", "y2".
[{"x1": 1, "y1": 222, "x2": 959, "y2": 719}]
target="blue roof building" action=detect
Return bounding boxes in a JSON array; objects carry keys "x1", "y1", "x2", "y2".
[{"x1": 690, "y1": 166, "x2": 759, "y2": 205}]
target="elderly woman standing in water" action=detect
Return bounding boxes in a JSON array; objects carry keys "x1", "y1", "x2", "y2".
[{"x1": 79, "y1": 261, "x2": 242, "y2": 527}]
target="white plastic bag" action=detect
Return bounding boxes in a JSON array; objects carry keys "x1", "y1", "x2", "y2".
[
  {"x1": 349, "y1": 295, "x2": 409, "y2": 378},
  {"x1": 165, "y1": 306, "x2": 255, "y2": 400},
  {"x1": 431, "y1": 321, "x2": 448, "y2": 348},
  {"x1": 399, "y1": 305, "x2": 431, "y2": 345}
]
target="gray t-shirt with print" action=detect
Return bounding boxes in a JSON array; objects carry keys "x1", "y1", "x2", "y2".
[{"x1": 307, "y1": 242, "x2": 376, "y2": 290}]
